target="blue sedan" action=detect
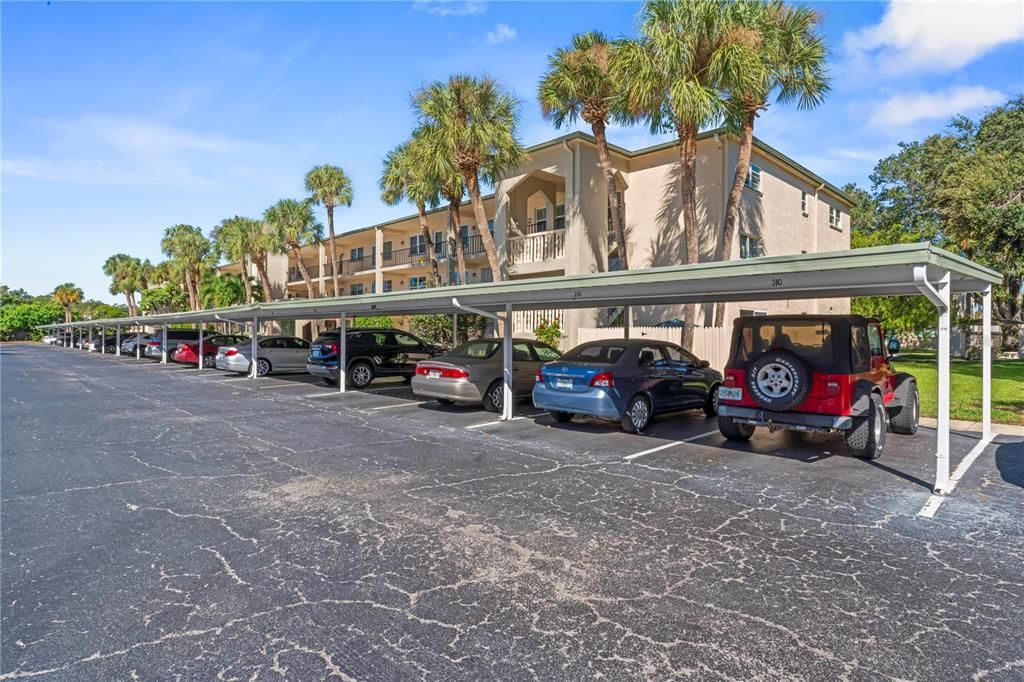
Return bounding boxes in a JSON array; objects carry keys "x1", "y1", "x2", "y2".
[{"x1": 533, "y1": 339, "x2": 723, "y2": 433}]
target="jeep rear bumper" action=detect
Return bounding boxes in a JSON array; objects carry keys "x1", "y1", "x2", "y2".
[{"x1": 718, "y1": 405, "x2": 853, "y2": 432}]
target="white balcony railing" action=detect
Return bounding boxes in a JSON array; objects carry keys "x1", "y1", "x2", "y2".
[{"x1": 507, "y1": 229, "x2": 565, "y2": 265}]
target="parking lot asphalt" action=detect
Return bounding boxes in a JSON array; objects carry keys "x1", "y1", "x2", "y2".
[{"x1": 3, "y1": 343, "x2": 1023, "y2": 680}]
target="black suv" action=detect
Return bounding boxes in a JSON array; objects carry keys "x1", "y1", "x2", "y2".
[{"x1": 306, "y1": 328, "x2": 443, "y2": 388}]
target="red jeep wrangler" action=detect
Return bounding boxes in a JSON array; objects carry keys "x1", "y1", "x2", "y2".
[{"x1": 716, "y1": 315, "x2": 919, "y2": 459}]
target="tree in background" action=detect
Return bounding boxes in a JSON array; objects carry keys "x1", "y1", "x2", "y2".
[
  {"x1": 198, "y1": 272, "x2": 259, "y2": 310},
  {"x1": 411, "y1": 313, "x2": 487, "y2": 349},
  {"x1": 715, "y1": 0, "x2": 829, "y2": 326},
  {"x1": 102, "y1": 253, "x2": 144, "y2": 316},
  {"x1": 51, "y1": 283, "x2": 83, "y2": 323},
  {"x1": 351, "y1": 315, "x2": 394, "y2": 328},
  {"x1": 213, "y1": 216, "x2": 272, "y2": 303},
  {"x1": 533, "y1": 317, "x2": 566, "y2": 349},
  {"x1": 305, "y1": 165, "x2": 354, "y2": 298},
  {"x1": 379, "y1": 140, "x2": 443, "y2": 284},
  {"x1": 264, "y1": 199, "x2": 324, "y2": 300},
  {"x1": 0, "y1": 286, "x2": 32, "y2": 307},
  {"x1": 0, "y1": 301, "x2": 63, "y2": 341},
  {"x1": 539, "y1": 31, "x2": 629, "y2": 269},
  {"x1": 615, "y1": 0, "x2": 760, "y2": 349},
  {"x1": 161, "y1": 224, "x2": 213, "y2": 311},
  {"x1": 413, "y1": 74, "x2": 525, "y2": 280},
  {"x1": 140, "y1": 283, "x2": 190, "y2": 315}
]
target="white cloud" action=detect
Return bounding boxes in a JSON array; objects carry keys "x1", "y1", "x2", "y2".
[
  {"x1": 868, "y1": 85, "x2": 1006, "y2": 127},
  {"x1": 485, "y1": 23, "x2": 516, "y2": 45},
  {"x1": 412, "y1": 1, "x2": 486, "y2": 18},
  {"x1": 843, "y1": 0, "x2": 1024, "y2": 76}
]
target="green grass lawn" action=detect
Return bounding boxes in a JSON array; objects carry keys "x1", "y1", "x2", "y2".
[{"x1": 891, "y1": 351, "x2": 1024, "y2": 425}]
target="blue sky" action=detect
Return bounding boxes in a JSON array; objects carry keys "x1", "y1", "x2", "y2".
[{"x1": 3, "y1": 1, "x2": 1022, "y2": 303}]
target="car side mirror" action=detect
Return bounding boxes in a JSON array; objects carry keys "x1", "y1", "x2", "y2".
[{"x1": 698, "y1": 360, "x2": 710, "y2": 369}]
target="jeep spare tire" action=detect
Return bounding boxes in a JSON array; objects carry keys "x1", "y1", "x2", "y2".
[{"x1": 746, "y1": 350, "x2": 811, "y2": 412}]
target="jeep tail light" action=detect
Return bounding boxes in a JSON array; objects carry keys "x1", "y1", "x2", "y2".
[
  {"x1": 825, "y1": 380, "x2": 841, "y2": 397},
  {"x1": 225, "y1": 349, "x2": 239, "y2": 357},
  {"x1": 723, "y1": 375, "x2": 736, "y2": 388},
  {"x1": 590, "y1": 372, "x2": 614, "y2": 388}
]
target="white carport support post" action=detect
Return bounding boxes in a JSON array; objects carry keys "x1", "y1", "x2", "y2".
[
  {"x1": 116, "y1": 325, "x2": 121, "y2": 357},
  {"x1": 452, "y1": 314, "x2": 458, "y2": 344},
  {"x1": 101, "y1": 327, "x2": 106, "y2": 354},
  {"x1": 502, "y1": 304, "x2": 513, "y2": 421},
  {"x1": 249, "y1": 317, "x2": 258, "y2": 378},
  {"x1": 338, "y1": 315, "x2": 347, "y2": 393},
  {"x1": 136, "y1": 329, "x2": 142, "y2": 359},
  {"x1": 916, "y1": 268, "x2": 952, "y2": 493},
  {"x1": 198, "y1": 324, "x2": 204, "y2": 372},
  {"x1": 88, "y1": 325, "x2": 93, "y2": 351},
  {"x1": 982, "y1": 285, "x2": 992, "y2": 441},
  {"x1": 161, "y1": 325, "x2": 168, "y2": 364}
]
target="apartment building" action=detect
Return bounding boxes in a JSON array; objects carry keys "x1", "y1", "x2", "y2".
[{"x1": 220, "y1": 128, "x2": 853, "y2": 344}]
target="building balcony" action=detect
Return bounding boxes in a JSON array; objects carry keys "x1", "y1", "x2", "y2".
[{"x1": 508, "y1": 228, "x2": 565, "y2": 266}]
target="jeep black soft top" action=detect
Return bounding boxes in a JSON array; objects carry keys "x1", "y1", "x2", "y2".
[{"x1": 726, "y1": 314, "x2": 881, "y2": 374}]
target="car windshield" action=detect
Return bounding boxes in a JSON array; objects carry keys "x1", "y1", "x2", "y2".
[
  {"x1": 561, "y1": 343, "x2": 626, "y2": 364},
  {"x1": 735, "y1": 320, "x2": 835, "y2": 369},
  {"x1": 448, "y1": 340, "x2": 500, "y2": 359}
]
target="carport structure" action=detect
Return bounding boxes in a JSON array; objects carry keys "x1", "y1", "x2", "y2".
[{"x1": 44, "y1": 243, "x2": 1000, "y2": 494}]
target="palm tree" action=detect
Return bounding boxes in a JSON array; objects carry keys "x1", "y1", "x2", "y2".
[
  {"x1": 213, "y1": 216, "x2": 272, "y2": 303},
  {"x1": 102, "y1": 254, "x2": 143, "y2": 316},
  {"x1": 51, "y1": 283, "x2": 83, "y2": 324},
  {"x1": 161, "y1": 224, "x2": 213, "y2": 311},
  {"x1": 413, "y1": 74, "x2": 525, "y2": 280},
  {"x1": 264, "y1": 199, "x2": 323, "y2": 300},
  {"x1": 379, "y1": 140, "x2": 443, "y2": 285},
  {"x1": 615, "y1": 0, "x2": 760, "y2": 348},
  {"x1": 305, "y1": 165, "x2": 353, "y2": 298},
  {"x1": 714, "y1": 0, "x2": 829, "y2": 325},
  {"x1": 539, "y1": 31, "x2": 629, "y2": 269}
]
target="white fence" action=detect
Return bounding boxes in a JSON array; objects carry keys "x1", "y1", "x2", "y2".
[
  {"x1": 577, "y1": 326, "x2": 732, "y2": 371},
  {"x1": 507, "y1": 230, "x2": 565, "y2": 265},
  {"x1": 512, "y1": 309, "x2": 564, "y2": 336}
]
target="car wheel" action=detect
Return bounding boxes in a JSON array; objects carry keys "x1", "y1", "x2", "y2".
[
  {"x1": 621, "y1": 394, "x2": 652, "y2": 433},
  {"x1": 746, "y1": 351, "x2": 811, "y2": 412},
  {"x1": 202, "y1": 355, "x2": 216, "y2": 369},
  {"x1": 888, "y1": 382, "x2": 919, "y2": 435},
  {"x1": 718, "y1": 415, "x2": 755, "y2": 441},
  {"x1": 703, "y1": 384, "x2": 721, "y2": 417},
  {"x1": 483, "y1": 379, "x2": 504, "y2": 413},
  {"x1": 845, "y1": 393, "x2": 886, "y2": 459},
  {"x1": 436, "y1": 398, "x2": 455, "y2": 406},
  {"x1": 256, "y1": 358, "x2": 272, "y2": 377},
  {"x1": 349, "y1": 361, "x2": 374, "y2": 389},
  {"x1": 550, "y1": 411, "x2": 574, "y2": 423}
]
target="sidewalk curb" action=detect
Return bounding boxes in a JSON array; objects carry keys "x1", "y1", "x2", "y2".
[{"x1": 918, "y1": 417, "x2": 1024, "y2": 437}]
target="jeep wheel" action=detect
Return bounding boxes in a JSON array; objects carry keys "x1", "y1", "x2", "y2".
[
  {"x1": 746, "y1": 351, "x2": 811, "y2": 412},
  {"x1": 846, "y1": 393, "x2": 886, "y2": 459},
  {"x1": 718, "y1": 415, "x2": 754, "y2": 441},
  {"x1": 888, "y1": 382, "x2": 919, "y2": 435}
]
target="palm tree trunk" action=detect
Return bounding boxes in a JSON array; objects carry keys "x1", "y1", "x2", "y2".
[
  {"x1": 123, "y1": 291, "x2": 136, "y2": 317},
  {"x1": 183, "y1": 271, "x2": 197, "y2": 311},
  {"x1": 293, "y1": 245, "x2": 316, "y2": 299},
  {"x1": 448, "y1": 198, "x2": 467, "y2": 285},
  {"x1": 714, "y1": 107, "x2": 757, "y2": 327},
  {"x1": 677, "y1": 123, "x2": 701, "y2": 351},
  {"x1": 253, "y1": 254, "x2": 274, "y2": 302},
  {"x1": 190, "y1": 268, "x2": 202, "y2": 311},
  {"x1": 327, "y1": 204, "x2": 340, "y2": 297},
  {"x1": 417, "y1": 202, "x2": 442, "y2": 285},
  {"x1": 592, "y1": 120, "x2": 627, "y2": 270},
  {"x1": 463, "y1": 170, "x2": 502, "y2": 279},
  {"x1": 64, "y1": 306, "x2": 71, "y2": 324},
  {"x1": 241, "y1": 256, "x2": 254, "y2": 304}
]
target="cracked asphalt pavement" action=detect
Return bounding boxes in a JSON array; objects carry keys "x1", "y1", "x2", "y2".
[{"x1": 2, "y1": 343, "x2": 1023, "y2": 680}]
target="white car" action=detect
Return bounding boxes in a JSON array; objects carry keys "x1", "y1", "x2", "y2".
[{"x1": 215, "y1": 335, "x2": 312, "y2": 376}]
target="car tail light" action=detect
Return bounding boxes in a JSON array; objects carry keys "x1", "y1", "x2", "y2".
[
  {"x1": 723, "y1": 375, "x2": 736, "y2": 388},
  {"x1": 590, "y1": 372, "x2": 614, "y2": 388},
  {"x1": 322, "y1": 343, "x2": 338, "y2": 354},
  {"x1": 225, "y1": 349, "x2": 239, "y2": 357},
  {"x1": 535, "y1": 370, "x2": 543, "y2": 383},
  {"x1": 825, "y1": 380, "x2": 841, "y2": 397},
  {"x1": 416, "y1": 366, "x2": 468, "y2": 379},
  {"x1": 148, "y1": 341, "x2": 160, "y2": 346}
]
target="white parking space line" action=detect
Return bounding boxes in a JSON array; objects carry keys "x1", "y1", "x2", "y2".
[
  {"x1": 368, "y1": 401, "x2": 424, "y2": 410},
  {"x1": 464, "y1": 413, "x2": 544, "y2": 429},
  {"x1": 365, "y1": 385, "x2": 412, "y2": 393},
  {"x1": 917, "y1": 435, "x2": 997, "y2": 518},
  {"x1": 305, "y1": 391, "x2": 350, "y2": 398},
  {"x1": 623, "y1": 429, "x2": 719, "y2": 461}
]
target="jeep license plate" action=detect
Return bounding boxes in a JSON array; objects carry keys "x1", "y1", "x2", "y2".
[{"x1": 718, "y1": 386, "x2": 742, "y2": 401}]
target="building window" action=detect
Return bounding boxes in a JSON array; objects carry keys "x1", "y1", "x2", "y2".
[
  {"x1": 554, "y1": 203, "x2": 565, "y2": 229},
  {"x1": 486, "y1": 219, "x2": 494, "y2": 233},
  {"x1": 409, "y1": 276, "x2": 427, "y2": 290},
  {"x1": 410, "y1": 235, "x2": 425, "y2": 256},
  {"x1": 829, "y1": 206, "x2": 842, "y2": 230},
  {"x1": 460, "y1": 224, "x2": 470, "y2": 245},
  {"x1": 381, "y1": 241, "x2": 393, "y2": 260},
  {"x1": 740, "y1": 234, "x2": 763, "y2": 259},
  {"x1": 534, "y1": 207, "x2": 547, "y2": 232},
  {"x1": 350, "y1": 283, "x2": 364, "y2": 296},
  {"x1": 801, "y1": 191, "x2": 809, "y2": 216},
  {"x1": 350, "y1": 247, "x2": 364, "y2": 261},
  {"x1": 481, "y1": 267, "x2": 493, "y2": 283},
  {"x1": 383, "y1": 279, "x2": 393, "y2": 292},
  {"x1": 746, "y1": 164, "x2": 762, "y2": 192}
]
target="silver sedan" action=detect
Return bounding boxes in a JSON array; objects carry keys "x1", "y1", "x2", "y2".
[
  {"x1": 411, "y1": 338, "x2": 561, "y2": 412},
  {"x1": 215, "y1": 336, "x2": 312, "y2": 376}
]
